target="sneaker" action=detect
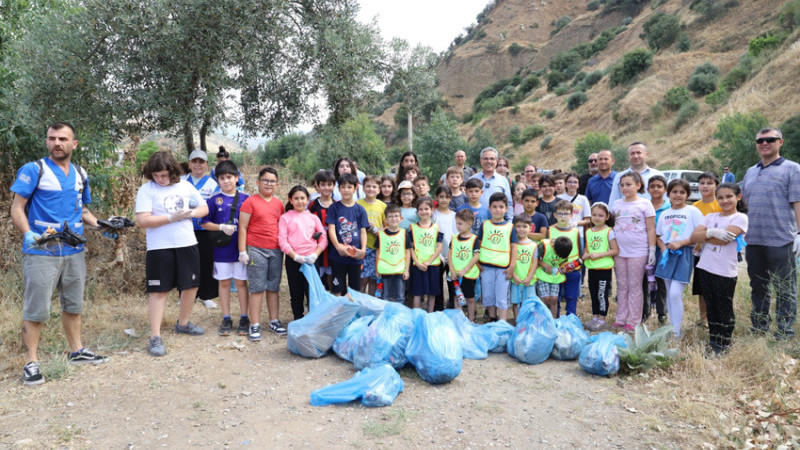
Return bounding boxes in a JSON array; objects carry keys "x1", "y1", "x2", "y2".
[
  {"x1": 200, "y1": 299, "x2": 218, "y2": 309},
  {"x1": 269, "y1": 319, "x2": 287, "y2": 336},
  {"x1": 248, "y1": 324, "x2": 262, "y2": 342},
  {"x1": 149, "y1": 336, "x2": 166, "y2": 357},
  {"x1": 237, "y1": 317, "x2": 250, "y2": 336},
  {"x1": 68, "y1": 348, "x2": 109, "y2": 365},
  {"x1": 174, "y1": 320, "x2": 205, "y2": 336},
  {"x1": 23, "y1": 361, "x2": 44, "y2": 386},
  {"x1": 218, "y1": 317, "x2": 233, "y2": 336}
]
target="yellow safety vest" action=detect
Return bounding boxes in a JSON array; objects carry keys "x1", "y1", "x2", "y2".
[
  {"x1": 450, "y1": 234, "x2": 480, "y2": 279},
  {"x1": 534, "y1": 240, "x2": 566, "y2": 284},
  {"x1": 548, "y1": 226, "x2": 579, "y2": 260},
  {"x1": 376, "y1": 230, "x2": 406, "y2": 275},
  {"x1": 410, "y1": 223, "x2": 441, "y2": 266},
  {"x1": 513, "y1": 241, "x2": 537, "y2": 286},
  {"x1": 479, "y1": 221, "x2": 513, "y2": 267},
  {"x1": 584, "y1": 227, "x2": 614, "y2": 270}
]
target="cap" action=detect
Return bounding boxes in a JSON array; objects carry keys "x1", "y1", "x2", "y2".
[
  {"x1": 397, "y1": 180, "x2": 414, "y2": 190},
  {"x1": 188, "y1": 149, "x2": 208, "y2": 162}
]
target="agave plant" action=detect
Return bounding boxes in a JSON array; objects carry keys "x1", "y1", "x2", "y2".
[{"x1": 617, "y1": 324, "x2": 679, "y2": 373}]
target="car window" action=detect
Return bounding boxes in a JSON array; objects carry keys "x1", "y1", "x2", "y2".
[{"x1": 682, "y1": 172, "x2": 700, "y2": 183}]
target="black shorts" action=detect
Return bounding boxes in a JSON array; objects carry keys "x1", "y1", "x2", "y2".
[
  {"x1": 691, "y1": 255, "x2": 702, "y2": 295},
  {"x1": 146, "y1": 245, "x2": 201, "y2": 293},
  {"x1": 331, "y1": 263, "x2": 361, "y2": 295},
  {"x1": 460, "y1": 278, "x2": 477, "y2": 299}
]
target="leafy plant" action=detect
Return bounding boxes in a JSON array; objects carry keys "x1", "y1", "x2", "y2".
[
  {"x1": 712, "y1": 111, "x2": 770, "y2": 179},
  {"x1": 663, "y1": 86, "x2": 690, "y2": 110},
  {"x1": 553, "y1": 84, "x2": 570, "y2": 96},
  {"x1": 509, "y1": 42, "x2": 523, "y2": 56},
  {"x1": 674, "y1": 100, "x2": 699, "y2": 129},
  {"x1": 748, "y1": 33, "x2": 784, "y2": 57},
  {"x1": 540, "y1": 135, "x2": 553, "y2": 150},
  {"x1": 609, "y1": 48, "x2": 653, "y2": 87},
  {"x1": 508, "y1": 126, "x2": 522, "y2": 146},
  {"x1": 617, "y1": 324, "x2": 679, "y2": 374},
  {"x1": 551, "y1": 15, "x2": 572, "y2": 36},
  {"x1": 688, "y1": 62, "x2": 720, "y2": 96},
  {"x1": 677, "y1": 33, "x2": 691, "y2": 52},
  {"x1": 584, "y1": 70, "x2": 604, "y2": 87},
  {"x1": 566, "y1": 91, "x2": 588, "y2": 110},
  {"x1": 705, "y1": 87, "x2": 730, "y2": 110},
  {"x1": 521, "y1": 124, "x2": 546, "y2": 142},
  {"x1": 641, "y1": 12, "x2": 681, "y2": 51},
  {"x1": 547, "y1": 70, "x2": 566, "y2": 91}
]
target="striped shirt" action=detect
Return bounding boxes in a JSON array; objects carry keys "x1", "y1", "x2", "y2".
[{"x1": 741, "y1": 157, "x2": 800, "y2": 246}]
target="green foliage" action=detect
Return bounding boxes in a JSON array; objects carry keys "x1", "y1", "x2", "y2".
[
  {"x1": 259, "y1": 133, "x2": 313, "y2": 166},
  {"x1": 553, "y1": 85, "x2": 570, "y2": 96},
  {"x1": 748, "y1": 33, "x2": 784, "y2": 57},
  {"x1": 663, "y1": 86, "x2": 690, "y2": 110},
  {"x1": 551, "y1": 15, "x2": 572, "y2": 36},
  {"x1": 587, "y1": 0, "x2": 601, "y2": 11},
  {"x1": 721, "y1": 64, "x2": 750, "y2": 91},
  {"x1": 609, "y1": 48, "x2": 654, "y2": 87},
  {"x1": 690, "y1": 0, "x2": 738, "y2": 21},
  {"x1": 693, "y1": 62, "x2": 721, "y2": 77},
  {"x1": 688, "y1": 73, "x2": 718, "y2": 96},
  {"x1": 518, "y1": 75, "x2": 541, "y2": 94},
  {"x1": 712, "y1": 111, "x2": 770, "y2": 179},
  {"x1": 522, "y1": 124, "x2": 546, "y2": 142},
  {"x1": 509, "y1": 42, "x2": 523, "y2": 56},
  {"x1": 705, "y1": 88, "x2": 730, "y2": 110},
  {"x1": 604, "y1": 0, "x2": 649, "y2": 16},
  {"x1": 682, "y1": 155, "x2": 718, "y2": 172},
  {"x1": 641, "y1": 12, "x2": 681, "y2": 51},
  {"x1": 621, "y1": 16, "x2": 633, "y2": 26},
  {"x1": 617, "y1": 324, "x2": 679, "y2": 374},
  {"x1": 572, "y1": 131, "x2": 616, "y2": 172},
  {"x1": 414, "y1": 109, "x2": 467, "y2": 179},
  {"x1": 136, "y1": 141, "x2": 160, "y2": 168},
  {"x1": 566, "y1": 92, "x2": 588, "y2": 110},
  {"x1": 584, "y1": 70, "x2": 604, "y2": 87},
  {"x1": 474, "y1": 28, "x2": 487, "y2": 41},
  {"x1": 540, "y1": 135, "x2": 553, "y2": 150},
  {"x1": 674, "y1": 100, "x2": 699, "y2": 129},
  {"x1": 317, "y1": 113, "x2": 387, "y2": 178},
  {"x1": 547, "y1": 71, "x2": 566, "y2": 91},
  {"x1": 677, "y1": 33, "x2": 691, "y2": 52},
  {"x1": 591, "y1": 28, "x2": 624, "y2": 55},
  {"x1": 474, "y1": 78, "x2": 516, "y2": 107},
  {"x1": 549, "y1": 51, "x2": 584, "y2": 78},
  {"x1": 781, "y1": 114, "x2": 800, "y2": 162},
  {"x1": 465, "y1": 127, "x2": 496, "y2": 166},
  {"x1": 508, "y1": 126, "x2": 522, "y2": 146},
  {"x1": 544, "y1": 109, "x2": 557, "y2": 119},
  {"x1": 781, "y1": 0, "x2": 800, "y2": 28}
]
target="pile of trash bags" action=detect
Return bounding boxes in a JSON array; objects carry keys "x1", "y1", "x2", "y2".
[{"x1": 579, "y1": 332, "x2": 628, "y2": 376}]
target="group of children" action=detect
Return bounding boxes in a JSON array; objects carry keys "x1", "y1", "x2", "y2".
[{"x1": 138, "y1": 148, "x2": 747, "y2": 357}]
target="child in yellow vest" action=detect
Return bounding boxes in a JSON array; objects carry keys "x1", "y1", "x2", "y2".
[
  {"x1": 478, "y1": 192, "x2": 518, "y2": 321},
  {"x1": 407, "y1": 197, "x2": 444, "y2": 311},
  {"x1": 376, "y1": 204, "x2": 408, "y2": 304},
  {"x1": 582, "y1": 202, "x2": 619, "y2": 331},
  {"x1": 535, "y1": 236, "x2": 573, "y2": 317},
  {"x1": 449, "y1": 209, "x2": 481, "y2": 322},
  {"x1": 548, "y1": 200, "x2": 582, "y2": 317},
  {"x1": 510, "y1": 214, "x2": 538, "y2": 319}
]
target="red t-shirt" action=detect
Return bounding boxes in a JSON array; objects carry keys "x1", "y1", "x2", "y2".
[{"x1": 240, "y1": 195, "x2": 284, "y2": 249}]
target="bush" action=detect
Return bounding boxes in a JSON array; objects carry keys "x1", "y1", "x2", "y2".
[
  {"x1": 508, "y1": 126, "x2": 522, "y2": 146},
  {"x1": 663, "y1": 86, "x2": 690, "y2": 110},
  {"x1": 621, "y1": 16, "x2": 633, "y2": 26},
  {"x1": 688, "y1": 72, "x2": 718, "y2": 96},
  {"x1": 604, "y1": 0, "x2": 648, "y2": 16},
  {"x1": 693, "y1": 62, "x2": 721, "y2": 77},
  {"x1": 748, "y1": 33, "x2": 784, "y2": 57},
  {"x1": 781, "y1": 0, "x2": 800, "y2": 29},
  {"x1": 642, "y1": 12, "x2": 681, "y2": 51},
  {"x1": 544, "y1": 109, "x2": 556, "y2": 119},
  {"x1": 721, "y1": 64, "x2": 750, "y2": 91},
  {"x1": 572, "y1": 131, "x2": 618, "y2": 172},
  {"x1": 587, "y1": 0, "x2": 601, "y2": 11},
  {"x1": 674, "y1": 100, "x2": 699, "y2": 129},
  {"x1": 474, "y1": 78, "x2": 515, "y2": 107},
  {"x1": 549, "y1": 50, "x2": 583, "y2": 78},
  {"x1": 590, "y1": 27, "x2": 624, "y2": 55},
  {"x1": 781, "y1": 114, "x2": 800, "y2": 162},
  {"x1": 677, "y1": 33, "x2": 691, "y2": 52},
  {"x1": 690, "y1": 0, "x2": 736, "y2": 21},
  {"x1": 540, "y1": 135, "x2": 553, "y2": 150},
  {"x1": 712, "y1": 111, "x2": 769, "y2": 178},
  {"x1": 566, "y1": 92, "x2": 588, "y2": 110},
  {"x1": 521, "y1": 124, "x2": 546, "y2": 142},
  {"x1": 474, "y1": 28, "x2": 487, "y2": 41},
  {"x1": 509, "y1": 42, "x2": 523, "y2": 56},
  {"x1": 547, "y1": 71, "x2": 566, "y2": 91},
  {"x1": 584, "y1": 70, "x2": 604, "y2": 87},
  {"x1": 609, "y1": 48, "x2": 653, "y2": 87},
  {"x1": 553, "y1": 85, "x2": 569, "y2": 96},
  {"x1": 551, "y1": 15, "x2": 572, "y2": 36},
  {"x1": 518, "y1": 75, "x2": 541, "y2": 94},
  {"x1": 705, "y1": 87, "x2": 730, "y2": 110}
]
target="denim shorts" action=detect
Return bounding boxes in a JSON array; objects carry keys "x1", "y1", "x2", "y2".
[{"x1": 361, "y1": 248, "x2": 377, "y2": 280}]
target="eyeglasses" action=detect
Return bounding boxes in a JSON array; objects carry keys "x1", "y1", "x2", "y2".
[
  {"x1": 260, "y1": 179, "x2": 277, "y2": 185},
  {"x1": 756, "y1": 137, "x2": 780, "y2": 144},
  {"x1": 587, "y1": 159, "x2": 597, "y2": 163},
  {"x1": 566, "y1": 180, "x2": 579, "y2": 184},
  {"x1": 555, "y1": 212, "x2": 571, "y2": 216}
]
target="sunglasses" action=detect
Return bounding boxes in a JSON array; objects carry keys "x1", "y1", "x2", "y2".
[
  {"x1": 587, "y1": 159, "x2": 597, "y2": 163},
  {"x1": 756, "y1": 137, "x2": 780, "y2": 144}
]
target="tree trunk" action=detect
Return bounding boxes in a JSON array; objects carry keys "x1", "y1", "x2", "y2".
[
  {"x1": 183, "y1": 122, "x2": 194, "y2": 156},
  {"x1": 199, "y1": 118, "x2": 210, "y2": 152},
  {"x1": 407, "y1": 111, "x2": 413, "y2": 151}
]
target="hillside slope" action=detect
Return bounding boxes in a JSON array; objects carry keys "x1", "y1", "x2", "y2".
[{"x1": 434, "y1": 0, "x2": 798, "y2": 170}]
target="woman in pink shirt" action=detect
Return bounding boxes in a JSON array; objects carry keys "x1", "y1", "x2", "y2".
[{"x1": 279, "y1": 185, "x2": 328, "y2": 320}]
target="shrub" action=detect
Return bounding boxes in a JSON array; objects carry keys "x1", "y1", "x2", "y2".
[
  {"x1": 509, "y1": 42, "x2": 523, "y2": 56},
  {"x1": 705, "y1": 88, "x2": 730, "y2": 110},
  {"x1": 604, "y1": 0, "x2": 648, "y2": 16},
  {"x1": 721, "y1": 64, "x2": 750, "y2": 91},
  {"x1": 688, "y1": 73, "x2": 717, "y2": 96},
  {"x1": 677, "y1": 33, "x2": 690, "y2": 52},
  {"x1": 544, "y1": 109, "x2": 556, "y2": 119},
  {"x1": 609, "y1": 48, "x2": 653, "y2": 87},
  {"x1": 621, "y1": 16, "x2": 633, "y2": 26},
  {"x1": 540, "y1": 135, "x2": 553, "y2": 150},
  {"x1": 641, "y1": 12, "x2": 681, "y2": 51},
  {"x1": 587, "y1": 0, "x2": 601, "y2": 11},
  {"x1": 663, "y1": 86, "x2": 690, "y2": 110},
  {"x1": 508, "y1": 126, "x2": 522, "y2": 146},
  {"x1": 566, "y1": 91, "x2": 588, "y2": 110},
  {"x1": 546, "y1": 70, "x2": 566, "y2": 91},
  {"x1": 674, "y1": 100, "x2": 699, "y2": 129},
  {"x1": 553, "y1": 85, "x2": 570, "y2": 96},
  {"x1": 584, "y1": 70, "x2": 604, "y2": 87},
  {"x1": 690, "y1": 0, "x2": 737, "y2": 21},
  {"x1": 781, "y1": 0, "x2": 800, "y2": 29},
  {"x1": 781, "y1": 114, "x2": 800, "y2": 162},
  {"x1": 518, "y1": 75, "x2": 541, "y2": 94},
  {"x1": 693, "y1": 62, "x2": 721, "y2": 77},
  {"x1": 551, "y1": 15, "x2": 572, "y2": 36},
  {"x1": 572, "y1": 131, "x2": 617, "y2": 172},
  {"x1": 521, "y1": 124, "x2": 546, "y2": 142},
  {"x1": 748, "y1": 33, "x2": 784, "y2": 57},
  {"x1": 474, "y1": 78, "x2": 515, "y2": 107},
  {"x1": 474, "y1": 28, "x2": 487, "y2": 41},
  {"x1": 549, "y1": 50, "x2": 583, "y2": 78},
  {"x1": 712, "y1": 111, "x2": 769, "y2": 178}
]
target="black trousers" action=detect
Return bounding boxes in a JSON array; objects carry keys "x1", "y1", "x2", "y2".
[
  {"x1": 435, "y1": 264, "x2": 455, "y2": 311},
  {"x1": 698, "y1": 268, "x2": 737, "y2": 348},
  {"x1": 588, "y1": 269, "x2": 612, "y2": 316},
  {"x1": 195, "y1": 230, "x2": 219, "y2": 301},
  {"x1": 285, "y1": 257, "x2": 309, "y2": 320}
]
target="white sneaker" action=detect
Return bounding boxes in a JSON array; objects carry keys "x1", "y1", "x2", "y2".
[{"x1": 200, "y1": 299, "x2": 218, "y2": 309}]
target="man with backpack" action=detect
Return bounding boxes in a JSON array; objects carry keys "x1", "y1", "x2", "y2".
[{"x1": 10, "y1": 122, "x2": 109, "y2": 386}]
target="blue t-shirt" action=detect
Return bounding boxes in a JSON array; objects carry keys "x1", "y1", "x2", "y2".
[
  {"x1": 10, "y1": 158, "x2": 91, "y2": 256},
  {"x1": 530, "y1": 211, "x2": 549, "y2": 235},
  {"x1": 202, "y1": 191, "x2": 250, "y2": 263},
  {"x1": 456, "y1": 203, "x2": 491, "y2": 236},
  {"x1": 184, "y1": 173, "x2": 219, "y2": 230},
  {"x1": 326, "y1": 201, "x2": 370, "y2": 265}
]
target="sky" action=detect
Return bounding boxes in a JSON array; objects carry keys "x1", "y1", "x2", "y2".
[{"x1": 356, "y1": 0, "x2": 491, "y2": 52}]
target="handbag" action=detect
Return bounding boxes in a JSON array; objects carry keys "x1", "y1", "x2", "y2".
[{"x1": 208, "y1": 191, "x2": 239, "y2": 247}]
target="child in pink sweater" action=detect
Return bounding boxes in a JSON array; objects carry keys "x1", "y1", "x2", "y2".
[{"x1": 278, "y1": 185, "x2": 328, "y2": 320}]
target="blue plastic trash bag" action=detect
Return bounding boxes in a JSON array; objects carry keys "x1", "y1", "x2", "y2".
[
  {"x1": 482, "y1": 320, "x2": 515, "y2": 353},
  {"x1": 405, "y1": 311, "x2": 463, "y2": 384},
  {"x1": 443, "y1": 309, "x2": 492, "y2": 359},
  {"x1": 310, "y1": 364, "x2": 404, "y2": 407},
  {"x1": 288, "y1": 297, "x2": 360, "y2": 358},
  {"x1": 333, "y1": 315, "x2": 374, "y2": 362},
  {"x1": 578, "y1": 331, "x2": 627, "y2": 376},
  {"x1": 353, "y1": 302, "x2": 414, "y2": 370},
  {"x1": 347, "y1": 287, "x2": 389, "y2": 318},
  {"x1": 551, "y1": 314, "x2": 589, "y2": 360},
  {"x1": 301, "y1": 263, "x2": 337, "y2": 312},
  {"x1": 506, "y1": 298, "x2": 557, "y2": 365}
]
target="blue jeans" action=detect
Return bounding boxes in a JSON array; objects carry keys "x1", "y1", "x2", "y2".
[
  {"x1": 382, "y1": 274, "x2": 405, "y2": 303},
  {"x1": 745, "y1": 243, "x2": 797, "y2": 337}
]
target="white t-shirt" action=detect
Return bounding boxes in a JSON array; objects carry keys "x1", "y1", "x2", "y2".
[
  {"x1": 433, "y1": 209, "x2": 457, "y2": 263},
  {"x1": 697, "y1": 212, "x2": 748, "y2": 278},
  {"x1": 135, "y1": 179, "x2": 203, "y2": 251},
  {"x1": 656, "y1": 205, "x2": 703, "y2": 245}
]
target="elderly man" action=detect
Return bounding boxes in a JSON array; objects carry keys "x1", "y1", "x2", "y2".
[
  {"x1": 469, "y1": 147, "x2": 513, "y2": 219},
  {"x1": 742, "y1": 127, "x2": 800, "y2": 339},
  {"x1": 579, "y1": 153, "x2": 599, "y2": 195},
  {"x1": 607, "y1": 142, "x2": 663, "y2": 207},
  {"x1": 585, "y1": 150, "x2": 617, "y2": 205},
  {"x1": 439, "y1": 149, "x2": 474, "y2": 185}
]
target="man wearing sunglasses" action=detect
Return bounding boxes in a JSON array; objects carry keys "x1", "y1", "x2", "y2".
[
  {"x1": 578, "y1": 153, "x2": 599, "y2": 195},
  {"x1": 742, "y1": 127, "x2": 800, "y2": 340}
]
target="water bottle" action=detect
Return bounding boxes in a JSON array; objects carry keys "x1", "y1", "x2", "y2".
[
  {"x1": 374, "y1": 277, "x2": 383, "y2": 299},
  {"x1": 454, "y1": 278, "x2": 466, "y2": 307},
  {"x1": 646, "y1": 264, "x2": 657, "y2": 291},
  {"x1": 559, "y1": 258, "x2": 583, "y2": 273}
]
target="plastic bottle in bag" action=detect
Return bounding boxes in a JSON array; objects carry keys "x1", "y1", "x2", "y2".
[
  {"x1": 375, "y1": 277, "x2": 383, "y2": 299},
  {"x1": 453, "y1": 278, "x2": 466, "y2": 307}
]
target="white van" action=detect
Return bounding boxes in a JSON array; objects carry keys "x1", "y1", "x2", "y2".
[{"x1": 661, "y1": 170, "x2": 703, "y2": 202}]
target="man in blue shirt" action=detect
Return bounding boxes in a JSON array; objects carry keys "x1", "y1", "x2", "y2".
[
  {"x1": 10, "y1": 122, "x2": 109, "y2": 386},
  {"x1": 721, "y1": 165, "x2": 735, "y2": 183},
  {"x1": 586, "y1": 150, "x2": 617, "y2": 205},
  {"x1": 742, "y1": 127, "x2": 800, "y2": 339},
  {"x1": 469, "y1": 147, "x2": 513, "y2": 220}
]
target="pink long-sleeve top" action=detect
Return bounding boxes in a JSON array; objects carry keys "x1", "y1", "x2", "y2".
[{"x1": 278, "y1": 209, "x2": 328, "y2": 256}]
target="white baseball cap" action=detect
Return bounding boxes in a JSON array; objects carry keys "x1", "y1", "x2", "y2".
[{"x1": 188, "y1": 149, "x2": 208, "y2": 162}]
